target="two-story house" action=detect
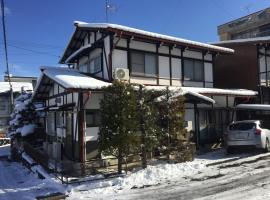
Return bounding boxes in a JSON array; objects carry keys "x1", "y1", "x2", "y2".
[{"x1": 32, "y1": 22, "x2": 257, "y2": 167}]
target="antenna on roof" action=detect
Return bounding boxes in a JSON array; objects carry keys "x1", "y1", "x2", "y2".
[{"x1": 105, "y1": 0, "x2": 117, "y2": 22}]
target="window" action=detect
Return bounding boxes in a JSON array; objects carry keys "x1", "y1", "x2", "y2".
[
  {"x1": 183, "y1": 59, "x2": 204, "y2": 81},
  {"x1": 229, "y1": 123, "x2": 256, "y2": 131},
  {"x1": 0, "y1": 97, "x2": 8, "y2": 113},
  {"x1": 47, "y1": 112, "x2": 55, "y2": 135},
  {"x1": 89, "y1": 55, "x2": 102, "y2": 73},
  {"x1": 79, "y1": 62, "x2": 88, "y2": 73},
  {"x1": 131, "y1": 52, "x2": 156, "y2": 76},
  {"x1": 55, "y1": 112, "x2": 63, "y2": 128},
  {"x1": 79, "y1": 54, "x2": 102, "y2": 74},
  {"x1": 85, "y1": 110, "x2": 101, "y2": 127}
]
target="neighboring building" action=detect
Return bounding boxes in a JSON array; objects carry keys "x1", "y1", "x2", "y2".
[
  {"x1": 32, "y1": 22, "x2": 257, "y2": 168},
  {"x1": 218, "y1": 7, "x2": 270, "y2": 41},
  {"x1": 213, "y1": 37, "x2": 270, "y2": 103},
  {"x1": 4, "y1": 75, "x2": 37, "y2": 89},
  {"x1": 0, "y1": 81, "x2": 33, "y2": 136}
]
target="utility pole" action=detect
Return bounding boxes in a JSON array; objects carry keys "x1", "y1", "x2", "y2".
[{"x1": 1, "y1": 0, "x2": 13, "y2": 109}]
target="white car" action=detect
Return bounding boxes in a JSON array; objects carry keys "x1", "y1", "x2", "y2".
[{"x1": 224, "y1": 120, "x2": 270, "y2": 153}]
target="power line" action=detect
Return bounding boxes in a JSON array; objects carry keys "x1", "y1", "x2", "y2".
[
  {"x1": 0, "y1": 42, "x2": 60, "y2": 57},
  {"x1": 5, "y1": 39, "x2": 63, "y2": 50}
]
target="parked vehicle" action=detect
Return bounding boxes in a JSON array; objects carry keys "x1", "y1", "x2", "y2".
[{"x1": 224, "y1": 120, "x2": 270, "y2": 153}]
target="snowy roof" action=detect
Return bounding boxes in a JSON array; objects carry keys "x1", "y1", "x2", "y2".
[
  {"x1": 40, "y1": 66, "x2": 111, "y2": 90},
  {"x1": 145, "y1": 86, "x2": 257, "y2": 96},
  {"x1": 0, "y1": 82, "x2": 33, "y2": 93},
  {"x1": 75, "y1": 22, "x2": 234, "y2": 53},
  {"x1": 33, "y1": 66, "x2": 111, "y2": 100},
  {"x1": 235, "y1": 104, "x2": 270, "y2": 111},
  {"x1": 60, "y1": 21, "x2": 234, "y2": 63},
  {"x1": 155, "y1": 88, "x2": 216, "y2": 104},
  {"x1": 212, "y1": 36, "x2": 270, "y2": 45}
]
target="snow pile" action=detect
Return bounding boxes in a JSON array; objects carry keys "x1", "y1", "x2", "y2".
[
  {"x1": 21, "y1": 124, "x2": 36, "y2": 137},
  {"x1": 121, "y1": 162, "x2": 204, "y2": 188},
  {"x1": 68, "y1": 161, "x2": 205, "y2": 197}
]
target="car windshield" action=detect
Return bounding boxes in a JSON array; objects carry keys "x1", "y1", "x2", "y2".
[{"x1": 229, "y1": 123, "x2": 256, "y2": 131}]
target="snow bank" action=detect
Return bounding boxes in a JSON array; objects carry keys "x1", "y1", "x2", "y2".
[
  {"x1": 22, "y1": 152, "x2": 36, "y2": 165},
  {"x1": 68, "y1": 161, "x2": 205, "y2": 197}
]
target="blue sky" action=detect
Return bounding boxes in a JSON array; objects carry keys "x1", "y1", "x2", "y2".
[{"x1": 0, "y1": 0, "x2": 269, "y2": 80}]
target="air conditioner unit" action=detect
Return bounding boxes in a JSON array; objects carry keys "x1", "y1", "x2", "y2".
[{"x1": 113, "y1": 68, "x2": 129, "y2": 81}]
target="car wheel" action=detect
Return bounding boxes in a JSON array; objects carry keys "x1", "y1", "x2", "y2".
[{"x1": 265, "y1": 139, "x2": 270, "y2": 152}]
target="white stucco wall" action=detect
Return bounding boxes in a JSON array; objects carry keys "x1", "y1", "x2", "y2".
[
  {"x1": 204, "y1": 62, "x2": 213, "y2": 83},
  {"x1": 130, "y1": 40, "x2": 156, "y2": 52},
  {"x1": 183, "y1": 50, "x2": 202, "y2": 59},
  {"x1": 159, "y1": 56, "x2": 170, "y2": 79},
  {"x1": 112, "y1": 49, "x2": 128, "y2": 70}
]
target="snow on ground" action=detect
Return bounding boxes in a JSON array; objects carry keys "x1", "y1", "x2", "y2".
[
  {"x1": 1, "y1": 144, "x2": 270, "y2": 200},
  {"x1": 66, "y1": 149, "x2": 258, "y2": 199},
  {"x1": 0, "y1": 145, "x2": 65, "y2": 200},
  {"x1": 67, "y1": 161, "x2": 205, "y2": 199}
]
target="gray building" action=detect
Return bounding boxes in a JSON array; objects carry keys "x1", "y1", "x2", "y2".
[{"x1": 218, "y1": 7, "x2": 270, "y2": 41}]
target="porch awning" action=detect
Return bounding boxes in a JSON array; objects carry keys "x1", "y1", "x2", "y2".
[
  {"x1": 235, "y1": 104, "x2": 270, "y2": 111},
  {"x1": 32, "y1": 66, "x2": 111, "y2": 100}
]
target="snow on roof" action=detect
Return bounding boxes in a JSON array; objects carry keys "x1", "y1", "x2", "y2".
[
  {"x1": 0, "y1": 82, "x2": 33, "y2": 93},
  {"x1": 155, "y1": 88, "x2": 216, "y2": 104},
  {"x1": 74, "y1": 21, "x2": 234, "y2": 54},
  {"x1": 182, "y1": 87, "x2": 257, "y2": 96},
  {"x1": 40, "y1": 66, "x2": 111, "y2": 90},
  {"x1": 145, "y1": 86, "x2": 257, "y2": 96},
  {"x1": 236, "y1": 104, "x2": 270, "y2": 110},
  {"x1": 65, "y1": 44, "x2": 92, "y2": 63},
  {"x1": 212, "y1": 36, "x2": 270, "y2": 45}
]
